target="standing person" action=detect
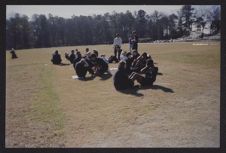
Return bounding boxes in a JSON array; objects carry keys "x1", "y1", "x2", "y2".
[
  {"x1": 128, "y1": 34, "x2": 133, "y2": 52},
  {"x1": 131, "y1": 31, "x2": 139, "y2": 51},
  {"x1": 10, "y1": 48, "x2": 18, "y2": 59},
  {"x1": 113, "y1": 33, "x2": 122, "y2": 61}
]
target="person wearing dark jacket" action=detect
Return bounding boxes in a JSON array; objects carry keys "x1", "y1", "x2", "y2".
[
  {"x1": 51, "y1": 50, "x2": 62, "y2": 64},
  {"x1": 75, "y1": 58, "x2": 94, "y2": 79},
  {"x1": 131, "y1": 31, "x2": 139, "y2": 51},
  {"x1": 129, "y1": 59, "x2": 158, "y2": 87},
  {"x1": 131, "y1": 52, "x2": 149, "y2": 73},
  {"x1": 10, "y1": 48, "x2": 18, "y2": 59},
  {"x1": 90, "y1": 53, "x2": 109, "y2": 76},
  {"x1": 65, "y1": 50, "x2": 76, "y2": 64},
  {"x1": 73, "y1": 51, "x2": 82, "y2": 69},
  {"x1": 113, "y1": 61, "x2": 134, "y2": 90}
]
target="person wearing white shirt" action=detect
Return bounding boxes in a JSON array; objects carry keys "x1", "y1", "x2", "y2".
[{"x1": 113, "y1": 33, "x2": 122, "y2": 61}]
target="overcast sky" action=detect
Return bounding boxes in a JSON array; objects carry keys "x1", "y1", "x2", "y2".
[{"x1": 6, "y1": 5, "x2": 184, "y2": 19}]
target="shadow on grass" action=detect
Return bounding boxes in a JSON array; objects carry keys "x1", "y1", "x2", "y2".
[
  {"x1": 117, "y1": 84, "x2": 174, "y2": 97},
  {"x1": 118, "y1": 86, "x2": 144, "y2": 97},
  {"x1": 59, "y1": 63, "x2": 70, "y2": 66},
  {"x1": 99, "y1": 72, "x2": 112, "y2": 80},
  {"x1": 53, "y1": 63, "x2": 70, "y2": 66},
  {"x1": 78, "y1": 76, "x2": 95, "y2": 81},
  {"x1": 141, "y1": 84, "x2": 174, "y2": 93}
]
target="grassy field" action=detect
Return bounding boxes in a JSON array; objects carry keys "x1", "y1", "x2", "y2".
[{"x1": 6, "y1": 42, "x2": 220, "y2": 147}]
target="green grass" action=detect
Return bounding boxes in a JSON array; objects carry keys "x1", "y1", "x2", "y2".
[{"x1": 30, "y1": 65, "x2": 64, "y2": 130}]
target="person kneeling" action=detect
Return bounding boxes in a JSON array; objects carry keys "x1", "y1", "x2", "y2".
[
  {"x1": 129, "y1": 59, "x2": 158, "y2": 87},
  {"x1": 113, "y1": 61, "x2": 134, "y2": 91}
]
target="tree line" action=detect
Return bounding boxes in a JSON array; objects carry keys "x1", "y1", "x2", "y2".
[{"x1": 6, "y1": 5, "x2": 220, "y2": 50}]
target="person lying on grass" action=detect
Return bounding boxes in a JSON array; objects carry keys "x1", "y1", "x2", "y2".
[
  {"x1": 129, "y1": 59, "x2": 158, "y2": 87},
  {"x1": 51, "y1": 50, "x2": 62, "y2": 65}
]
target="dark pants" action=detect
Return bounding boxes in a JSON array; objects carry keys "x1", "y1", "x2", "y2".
[{"x1": 114, "y1": 47, "x2": 122, "y2": 61}]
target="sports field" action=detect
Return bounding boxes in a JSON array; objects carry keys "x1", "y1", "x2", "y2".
[{"x1": 6, "y1": 42, "x2": 220, "y2": 147}]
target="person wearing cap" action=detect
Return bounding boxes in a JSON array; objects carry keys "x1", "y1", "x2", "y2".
[
  {"x1": 113, "y1": 33, "x2": 123, "y2": 61},
  {"x1": 51, "y1": 50, "x2": 62, "y2": 64},
  {"x1": 131, "y1": 31, "x2": 139, "y2": 51},
  {"x1": 10, "y1": 48, "x2": 18, "y2": 59}
]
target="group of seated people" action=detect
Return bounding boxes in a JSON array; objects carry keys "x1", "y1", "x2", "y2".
[
  {"x1": 113, "y1": 50, "x2": 158, "y2": 90},
  {"x1": 51, "y1": 48, "x2": 110, "y2": 80},
  {"x1": 51, "y1": 48, "x2": 158, "y2": 90}
]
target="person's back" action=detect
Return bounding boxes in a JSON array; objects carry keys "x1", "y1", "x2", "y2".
[
  {"x1": 52, "y1": 50, "x2": 62, "y2": 64},
  {"x1": 97, "y1": 57, "x2": 108, "y2": 68},
  {"x1": 69, "y1": 53, "x2": 76, "y2": 63},
  {"x1": 141, "y1": 60, "x2": 158, "y2": 86},
  {"x1": 114, "y1": 61, "x2": 134, "y2": 90},
  {"x1": 75, "y1": 59, "x2": 87, "y2": 78}
]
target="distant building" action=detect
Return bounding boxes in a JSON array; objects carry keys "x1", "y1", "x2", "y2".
[{"x1": 191, "y1": 21, "x2": 211, "y2": 35}]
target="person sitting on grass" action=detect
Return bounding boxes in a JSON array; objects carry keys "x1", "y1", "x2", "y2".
[
  {"x1": 90, "y1": 53, "x2": 109, "y2": 76},
  {"x1": 65, "y1": 50, "x2": 76, "y2": 64},
  {"x1": 125, "y1": 52, "x2": 134, "y2": 74},
  {"x1": 129, "y1": 59, "x2": 158, "y2": 87},
  {"x1": 10, "y1": 48, "x2": 18, "y2": 59},
  {"x1": 74, "y1": 58, "x2": 94, "y2": 80},
  {"x1": 108, "y1": 55, "x2": 119, "y2": 63},
  {"x1": 93, "y1": 50, "x2": 99, "y2": 57},
  {"x1": 131, "y1": 52, "x2": 150, "y2": 73},
  {"x1": 73, "y1": 51, "x2": 82, "y2": 69},
  {"x1": 131, "y1": 49, "x2": 140, "y2": 61},
  {"x1": 51, "y1": 50, "x2": 62, "y2": 65},
  {"x1": 120, "y1": 51, "x2": 128, "y2": 62},
  {"x1": 113, "y1": 61, "x2": 134, "y2": 91}
]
